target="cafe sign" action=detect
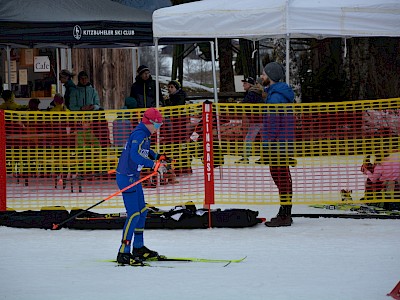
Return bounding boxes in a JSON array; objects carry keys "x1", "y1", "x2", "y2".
[{"x1": 34, "y1": 56, "x2": 51, "y2": 72}]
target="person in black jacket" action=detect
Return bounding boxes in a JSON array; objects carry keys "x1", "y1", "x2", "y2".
[
  {"x1": 165, "y1": 80, "x2": 187, "y2": 106},
  {"x1": 236, "y1": 77, "x2": 264, "y2": 164},
  {"x1": 58, "y1": 69, "x2": 76, "y2": 109},
  {"x1": 130, "y1": 65, "x2": 162, "y2": 108}
]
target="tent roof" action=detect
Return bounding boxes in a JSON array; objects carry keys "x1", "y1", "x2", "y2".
[
  {"x1": 0, "y1": 0, "x2": 153, "y2": 48},
  {"x1": 153, "y1": 0, "x2": 400, "y2": 40}
]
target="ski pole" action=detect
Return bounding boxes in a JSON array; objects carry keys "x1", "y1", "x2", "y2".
[
  {"x1": 56, "y1": 169, "x2": 117, "y2": 186},
  {"x1": 52, "y1": 164, "x2": 160, "y2": 230}
]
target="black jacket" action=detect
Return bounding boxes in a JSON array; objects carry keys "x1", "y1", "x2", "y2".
[
  {"x1": 130, "y1": 75, "x2": 161, "y2": 108},
  {"x1": 167, "y1": 89, "x2": 187, "y2": 106}
]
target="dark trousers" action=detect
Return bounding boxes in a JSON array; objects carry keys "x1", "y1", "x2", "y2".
[{"x1": 270, "y1": 166, "x2": 293, "y2": 215}]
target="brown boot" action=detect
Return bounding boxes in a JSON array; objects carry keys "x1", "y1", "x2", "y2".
[
  {"x1": 265, "y1": 205, "x2": 292, "y2": 227},
  {"x1": 265, "y1": 215, "x2": 292, "y2": 227}
]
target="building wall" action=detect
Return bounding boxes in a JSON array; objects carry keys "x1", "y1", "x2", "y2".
[{"x1": 72, "y1": 48, "x2": 134, "y2": 109}]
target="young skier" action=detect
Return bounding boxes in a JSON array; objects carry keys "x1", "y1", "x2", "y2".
[{"x1": 116, "y1": 107, "x2": 168, "y2": 266}]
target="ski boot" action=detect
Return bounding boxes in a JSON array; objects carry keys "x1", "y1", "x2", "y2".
[
  {"x1": 117, "y1": 252, "x2": 145, "y2": 266},
  {"x1": 132, "y1": 246, "x2": 160, "y2": 261}
]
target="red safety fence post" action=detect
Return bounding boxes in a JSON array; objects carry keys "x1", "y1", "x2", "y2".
[
  {"x1": 0, "y1": 110, "x2": 7, "y2": 211},
  {"x1": 202, "y1": 101, "x2": 215, "y2": 228}
]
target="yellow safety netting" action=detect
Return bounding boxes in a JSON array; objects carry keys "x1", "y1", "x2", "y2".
[{"x1": 2, "y1": 98, "x2": 399, "y2": 210}]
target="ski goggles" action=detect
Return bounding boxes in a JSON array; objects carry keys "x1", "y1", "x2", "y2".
[{"x1": 149, "y1": 119, "x2": 163, "y2": 129}]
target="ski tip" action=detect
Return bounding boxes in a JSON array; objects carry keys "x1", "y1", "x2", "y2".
[
  {"x1": 235, "y1": 256, "x2": 247, "y2": 262},
  {"x1": 51, "y1": 223, "x2": 60, "y2": 230}
]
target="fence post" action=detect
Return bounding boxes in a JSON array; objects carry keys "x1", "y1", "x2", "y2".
[{"x1": 0, "y1": 110, "x2": 6, "y2": 211}]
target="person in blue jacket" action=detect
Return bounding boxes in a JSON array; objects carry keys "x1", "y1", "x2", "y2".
[
  {"x1": 260, "y1": 62, "x2": 296, "y2": 227},
  {"x1": 116, "y1": 107, "x2": 167, "y2": 265},
  {"x1": 69, "y1": 71, "x2": 101, "y2": 111}
]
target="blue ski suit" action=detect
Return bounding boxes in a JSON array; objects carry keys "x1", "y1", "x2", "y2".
[{"x1": 116, "y1": 122, "x2": 157, "y2": 253}]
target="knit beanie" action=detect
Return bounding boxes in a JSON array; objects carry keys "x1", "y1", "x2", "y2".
[
  {"x1": 142, "y1": 107, "x2": 163, "y2": 124},
  {"x1": 59, "y1": 69, "x2": 75, "y2": 78},
  {"x1": 137, "y1": 65, "x2": 150, "y2": 76},
  {"x1": 263, "y1": 62, "x2": 285, "y2": 82},
  {"x1": 168, "y1": 80, "x2": 181, "y2": 90},
  {"x1": 78, "y1": 71, "x2": 89, "y2": 80}
]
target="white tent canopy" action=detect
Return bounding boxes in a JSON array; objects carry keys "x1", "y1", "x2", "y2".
[
  {"x1": 152, "y1": 0, "x2": 400, "y2": 103},
  {"x1": 153, "y1": 0, "x2": 400, "y2": 40}
]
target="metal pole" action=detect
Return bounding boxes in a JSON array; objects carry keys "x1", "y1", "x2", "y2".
[
  {"x1": 56, "y1": 48, "x2": 60, "y2": 93},
  {"x1": 210, "y1": 41, "x2": 218, "y2": 104},
  {"x1": 286, "y1": 34, "x2": 290, "y2": 84},
  {"x1": 0, "y1": 110, "x2": 6, "y2": 211},
  {"x1": 155, "y1": 38, "x2": 160, "y2": 108},
  {"x1": 6, "y1": 46, "x2": 11, "y2": 90},
  {"x1": 132, "y1": 47, "x2": 138, "y2": 84}
]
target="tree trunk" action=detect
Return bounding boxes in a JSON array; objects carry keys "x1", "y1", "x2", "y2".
[
  {"x1": 239, "y1": 39, "x2": 256, "y2": 78},
  {"x1": 218, "y1": 39, "x2": 235, "y2": 93}
]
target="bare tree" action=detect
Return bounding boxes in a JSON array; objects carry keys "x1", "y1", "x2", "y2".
[{"x1": 139, "y1": 46, "x2": 169, "y2": 76}]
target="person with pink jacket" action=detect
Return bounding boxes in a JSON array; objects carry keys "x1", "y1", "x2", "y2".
[
  {"x1": 364, "y1": 152, "x2": 400, "y2": 184},
  {"x1": 361, "y1": 151, "x2": 400, "y2": 205}
]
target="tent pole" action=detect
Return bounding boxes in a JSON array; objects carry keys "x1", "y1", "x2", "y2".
[
  {"x1": 285, "y1": 34, "x2": 290, "y2": 84},
  {"x1": 67, "y1": 48, "x2": 72, "y2": 72},
  {"x1": 132, "y1": 47, "x2": 138, "y2": 84},
  {"x1": 56, "y1": 48, "x2": 60, "y2": 93},
  {"x1": 155, "y1": 38, "x2": 160, "y2": 108},
  {"x1": 6, "y1": 46, "x2": 11, "y2": 90},
  {"x1": 154, "y1": 37, "x2": 161, "y2": 205},
  {"x1": 210, "y1": 41, "x2": 218, "y2": 104}
]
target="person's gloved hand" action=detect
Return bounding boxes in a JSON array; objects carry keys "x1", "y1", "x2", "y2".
[
  {"x1": 153, "y1": 161, "x2": 168, "y2": 175},
  {"x1": 157, "y1": 162, "x2": 168, "y2": 175},
  {"x1": 156, "y1": 153, "x2": 172, "y2": 163}
]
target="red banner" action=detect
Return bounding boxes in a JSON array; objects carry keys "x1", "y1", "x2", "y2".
[{"x1": 202, "y1": 102, "x2": 215, "y2": 205}]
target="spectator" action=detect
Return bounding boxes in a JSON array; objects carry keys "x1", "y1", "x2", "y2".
[
  {"x1": 361, "y1": 151, "x2": 400, "y2": 208},
  {"x1": 58, "y1": 69, "x2": 76, "y2": 109},
  {"x1": 27, "y1": 98, "x2": 41, "y2": 111},
  {"x1": 130, "y1": 65, "x2": 162, "y2": 108},
  {"x1": 236, "y1": 77, "x2": 264, "y2": 164},
  {"x1": 165, "y1": 80, "x2": 186, "y2": 106},
  {"x1": 69, "y1": 71, "x2": 102, "y2": 111},
  {"x1": 122, "y1": 96, "x2": 138, "y2": 109},
  {"x1": 49, "y1": 93, "x2": 70, "y2": 111},
  {"x1": 0, "y1": 90, "x2": 28, "y2": 110},
  {"x1": 76, "y1": 119, "x2": 100, "y2": 148},
  {"x1": 256, "y1": 77, "x2": 268, "y2": 99},
  {"x1": 260, "y1": 62, "x2": 296, "y2": 227}
]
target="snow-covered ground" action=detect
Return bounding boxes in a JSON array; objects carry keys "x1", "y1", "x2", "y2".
[{"x1": 1, "y1": 204, "x2": 399, "y2": 300}]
